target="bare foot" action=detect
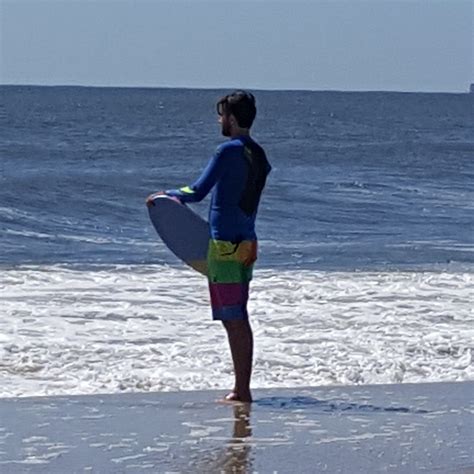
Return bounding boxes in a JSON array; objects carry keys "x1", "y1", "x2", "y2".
[
  {"x1": 225, "y1": 391, "x2": 240, "y2": 401},
  {"x1": 218, "y1": 391, "x2": 252, "y2": 404}
]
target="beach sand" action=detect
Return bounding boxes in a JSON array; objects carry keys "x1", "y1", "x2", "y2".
[{"x1": 1, "y1": 381, "x2": 473, "y2": 473}]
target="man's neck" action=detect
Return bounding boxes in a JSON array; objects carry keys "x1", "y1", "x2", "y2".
[{"x1": 230, "y1": 128, "x2": 250, "y2": 138}]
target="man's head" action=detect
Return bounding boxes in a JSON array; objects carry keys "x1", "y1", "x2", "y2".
[{"x1": 216, "y1": 90, "x2": 257, "y2": 137}]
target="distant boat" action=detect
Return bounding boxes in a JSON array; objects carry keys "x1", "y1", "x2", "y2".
[{"x1": 470, "y1": 83, "x2": 474, "y2": 93}]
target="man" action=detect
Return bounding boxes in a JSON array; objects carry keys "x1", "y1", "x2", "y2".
[{"x1": 147, "y1": 91, "x2": 271, "y2": 403}]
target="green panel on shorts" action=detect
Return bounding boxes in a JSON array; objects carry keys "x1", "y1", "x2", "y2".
[{"x1": 208, "y1": 260, "x2": 253, "y2": 284}]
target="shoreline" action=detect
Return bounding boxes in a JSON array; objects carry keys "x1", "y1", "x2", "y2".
[{"x1": 1, "y1": 379, "x2": 472, "y2": 402}]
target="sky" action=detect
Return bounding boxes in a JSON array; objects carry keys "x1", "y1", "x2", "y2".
[{"x1": 1, "y1": 0, "x2": 473, "y2": 92}]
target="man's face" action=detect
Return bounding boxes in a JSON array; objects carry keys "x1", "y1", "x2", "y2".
[{"x1": 219, "y1": 113, "x2": 232, "y2": 137}]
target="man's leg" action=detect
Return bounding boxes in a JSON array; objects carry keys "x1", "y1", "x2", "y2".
[{"x1": 222, "y1": 320, "x2": 253, "y2": 403}]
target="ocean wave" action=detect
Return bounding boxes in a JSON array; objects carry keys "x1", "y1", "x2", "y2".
[{"x1": 1, "y1": 265, "x2": 472, "y2": 398}]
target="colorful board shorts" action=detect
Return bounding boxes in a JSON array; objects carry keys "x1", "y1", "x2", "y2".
[{"x1": 207, "y1": 239, "x2": 257, "y2": 321}]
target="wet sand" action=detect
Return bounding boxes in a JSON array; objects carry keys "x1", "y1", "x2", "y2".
[{"x1": 1, "y1": 381, "x2": 473, "y2": 473}]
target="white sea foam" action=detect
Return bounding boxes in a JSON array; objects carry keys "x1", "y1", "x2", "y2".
[{"x1": 0, "y1": 265, "x2": 472, "y2": 398}]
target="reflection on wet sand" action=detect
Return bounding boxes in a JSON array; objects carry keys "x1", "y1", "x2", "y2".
[{"x1": 192, "y1": 403, "x2": 253, "y2": 473}]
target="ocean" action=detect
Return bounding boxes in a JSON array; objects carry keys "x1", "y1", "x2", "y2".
[{"x1": 1, "y1": 86, "x2": 473, "y2": 397}]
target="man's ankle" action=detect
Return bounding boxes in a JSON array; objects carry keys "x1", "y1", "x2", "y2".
[{"x1": 237, "y1": 389, "x2": 252, "y2": 403}]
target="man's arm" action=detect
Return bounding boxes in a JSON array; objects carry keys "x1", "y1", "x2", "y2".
[{"x1": 165, "y1": 147, "x2": 226, "y2": 203}]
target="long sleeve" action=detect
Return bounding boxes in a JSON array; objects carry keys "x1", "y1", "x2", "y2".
[{"x1": 166, "y1": 147, "x2": 226, "y2": 203}]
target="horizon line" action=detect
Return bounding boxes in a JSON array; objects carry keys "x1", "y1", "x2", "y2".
[{"x1": 1, "y1": 82, "x2": 471, "y2": 95}]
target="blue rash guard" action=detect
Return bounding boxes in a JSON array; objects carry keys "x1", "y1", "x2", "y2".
[{"x1": 166, "y1": 136, "x2": 271, "y2": 243}]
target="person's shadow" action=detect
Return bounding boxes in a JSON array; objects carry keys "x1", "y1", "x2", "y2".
[
  {"x1": 255, "y1": 396, "x2": 429, "y2": 414},
  {"x1": 189, "y1": 394, "x2": 429, "y2": 472}
]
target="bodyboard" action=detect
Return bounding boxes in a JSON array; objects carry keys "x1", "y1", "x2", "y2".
[{"x1": 148, "y1": 195, "x2": 209, "y2": 275}]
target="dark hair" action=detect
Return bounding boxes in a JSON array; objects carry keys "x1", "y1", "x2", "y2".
[{"x1": 216, "y1": 90, "x2": 257, "y2": 128}]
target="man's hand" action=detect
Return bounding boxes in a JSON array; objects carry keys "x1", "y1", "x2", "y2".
[
  {"x1": 238, "y1": 241, "x2": 258, "y2": 267},
  {"x1": 146, "y1": 191, "x2": 165, "y2": 207},
  {"x1": 242, "y1": 252, "x2": 257, "y2": 267}
]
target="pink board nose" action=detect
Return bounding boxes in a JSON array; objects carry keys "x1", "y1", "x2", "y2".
[{"x1": 148, "y1": 195, "x2": 209, "y2": 276}]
